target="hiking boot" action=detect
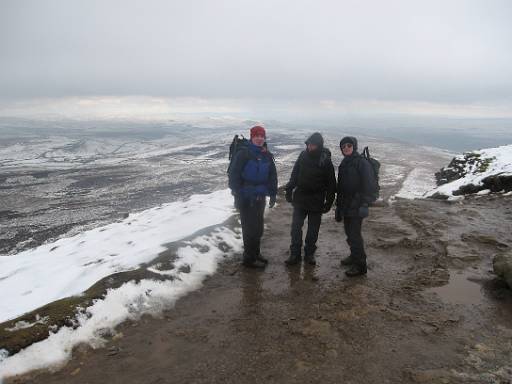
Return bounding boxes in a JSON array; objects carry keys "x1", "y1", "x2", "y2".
[
  {"x1": 345, "y1": 264, "x2": 367, "y2": 277},
  {"x1": 304, "y1": 254, "x2": 316, "y2": 266},
  {"x1": 285, "y1": 254, "x2": 301, "y2": 266},
  {"x1": 340, "y1": 256, "x2": 355, "y2": 266},
  {"x1": 256, "y1": 253, "x2": 269, "y2": 264},
  {"x1": 242, "y1": 258, "x2": 267, "y2": 269}
]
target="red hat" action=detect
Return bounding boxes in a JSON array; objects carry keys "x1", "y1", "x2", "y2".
[{"x1": 250, "y1": 125, "x2": 266, "y2": 138}]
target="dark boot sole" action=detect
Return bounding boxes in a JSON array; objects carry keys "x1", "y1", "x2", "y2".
[
  {"x1": 242, "y1": 261, "x2": 267, "y2": 269},
  {"x1": 344, "y1": 269, "x2": 367, "y2": 277}
]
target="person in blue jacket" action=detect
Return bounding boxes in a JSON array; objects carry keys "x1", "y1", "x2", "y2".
[{"x1": 229, "y1": 126, "x2": 278, "y2": 268}]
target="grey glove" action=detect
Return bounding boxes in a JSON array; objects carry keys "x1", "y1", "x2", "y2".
[
  {"x1": 358, "y1": 204, "x2": 369, "y2": 218},
  {"x1": 269, "y1": 195, "x2": 276, "y2": 208}
]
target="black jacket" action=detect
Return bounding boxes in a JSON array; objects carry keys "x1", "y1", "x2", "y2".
[
  {"x1": 285, "y1": 148, "x2": 336, "y2": 212},
  {"x1": 336, "y1": 151, "x2": 375, "y2": 217}
]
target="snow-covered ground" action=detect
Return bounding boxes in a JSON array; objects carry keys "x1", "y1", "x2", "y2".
[
  {"x1": 425, "y1": 144, "x2": 512, "y2": 198},
  {"x1": 0, "y1": 225, "x2": 242, "y2": 379},
  {"x1": 0, "y1": 189, "x2": 235, "y2": 323},
  {"x1": 394, "y1": 167, "x2": 438, "y2": 199}
]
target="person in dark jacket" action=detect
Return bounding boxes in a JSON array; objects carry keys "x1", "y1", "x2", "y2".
[
  {"x1": 336, "y1": 136, "x2": 375, "y2": 276},
  {"x1": 284, "y1": 132, "x2": 336, "y2": 265},
  {"x1": 229, "y1": 125, "x2": 278, "y2": 268}
]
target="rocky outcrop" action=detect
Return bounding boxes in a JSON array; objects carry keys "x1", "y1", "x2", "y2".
[
  {"x1": 429, "y1": 145, "x2": 512, "y2": 198},
  {"x1": 493, "y1": 251, "x2": 512, "y2": 288},
  {"x1": 435, "y1": 153, "x2": 494, "y2": 187}
]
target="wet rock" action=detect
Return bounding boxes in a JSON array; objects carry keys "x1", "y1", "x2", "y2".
[
  {"x1": 429, "y1": 191, "x2": 449, "y2": 200},
  {"x1": 482, "y1": 174, "x2": 512, "y2": 193},
  {"x1": 454, "y1": 183, "x2": 483, "y2": 196},
  {"x1": 493, "y1": 252, "x2": 512, "y2": 288}
]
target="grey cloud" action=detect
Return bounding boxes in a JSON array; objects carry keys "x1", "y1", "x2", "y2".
[{"x1": 1, "y1": 0, "x2": 511, "y2": 103}]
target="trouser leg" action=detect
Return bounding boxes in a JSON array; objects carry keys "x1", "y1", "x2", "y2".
[
  {"x1": 240, "y1": 199, "x2": 265, "y2": 261},
  {"x1": 304, "y1": 211, "x2": 322, "y2": 256},
  {"x1": 344, "y1": 217, "x2": 366, "y2": 267},
  {"x1": 290, "y1": 207, "x2": 307, "y2": 257}
]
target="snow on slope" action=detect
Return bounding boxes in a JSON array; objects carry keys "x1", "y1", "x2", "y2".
[
  {"x1": 0, "y1": 226, "x2": 242, "y2": 379},
  {"x1": 0, "y1": 189, "x2": 235, "y2": 323}
]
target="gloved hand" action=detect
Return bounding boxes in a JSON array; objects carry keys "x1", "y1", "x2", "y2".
[
  {"x1": 285, "y1": 190, "x2": 293, "y2": 203},
  {"x1": 233, "y1": 195, "x2": 241, "y2": 210},
  {"x1": 322, "y1": 203, "x2": 332, "y2": 214},
  {"x1": 335, "y1": 207, "x2": 343, "y2": 222},
  {"x1": 358, "y1": 204, "x2": 369, "y2": 218},
  {"x1": 269, "y1": 195, "x2": 276, "y2": 208}
]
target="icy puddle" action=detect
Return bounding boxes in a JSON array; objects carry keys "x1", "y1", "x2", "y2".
[{"x1": 428, "y1": 271, "x2": 485, "y2": 305}]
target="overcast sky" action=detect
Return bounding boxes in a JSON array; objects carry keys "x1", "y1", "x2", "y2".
[{"x1": 1, "y1": 0, "x2": 511, "y2": 119}]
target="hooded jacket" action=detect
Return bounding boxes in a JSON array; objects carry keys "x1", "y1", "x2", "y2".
[
  {"x1": 336, "y1": 136, "x2": 375, "y2": 217},
  {"x1": 285, "y1": 133, "x2": 336, "y2": 212}
]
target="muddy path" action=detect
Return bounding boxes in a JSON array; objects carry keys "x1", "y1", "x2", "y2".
[{"x1": 8, "y1": 193, "x2": 512, "y2": 384}]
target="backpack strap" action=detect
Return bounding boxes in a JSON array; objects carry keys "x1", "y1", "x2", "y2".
[{"x1": 362, "y1": 146, "x2": 370, "y2": 159}]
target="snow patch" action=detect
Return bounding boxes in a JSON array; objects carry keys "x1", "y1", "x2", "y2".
[
  {"x1": 0, "y1": 227, "x2": 242, "y2": 380},
  {"x1": 5, "y1": 315, "x2": 49, "y2": 332},
  {"x1": 275, "y1": 144, "x2": 302, "y2": 150},
  {"x1": 0, "y1": 189, "x2": 235, "y2": 323},
  {"x1": 395, "y1": 167, "x2": 437, "y2": 200}
]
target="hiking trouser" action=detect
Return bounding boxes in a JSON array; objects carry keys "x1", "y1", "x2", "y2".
[
  {"x1": 343, "y1": 216, "x2": 367, "y2": 267},
  {"x1": 290, "y1": 207, "x2": 322, "y2": 257},
  {"x1": 239, "y1": 198, "x2": 266, "y2": 261}
]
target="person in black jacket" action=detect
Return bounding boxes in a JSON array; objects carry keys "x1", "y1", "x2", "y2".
[
  {"x1": 284, "y1": 132, "x2": 336, "y2": 265},
  {"x1": 229, "y1": 126, "x2": 278, "y2": 269},
  {"x1": 336, "y1": 136, "x2": 375, "y2": 276}
]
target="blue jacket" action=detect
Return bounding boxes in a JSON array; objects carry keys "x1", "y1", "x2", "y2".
[{"x1": 228, "y1": 142, "x2": 278, "y2": 201}]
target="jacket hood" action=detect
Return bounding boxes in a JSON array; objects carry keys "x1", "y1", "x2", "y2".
[
  {"x1": 340, "y1": 136, "x2": 358, "y2": 152},
  {"x1": 305, "y1": 132, "x2": 324, "y2": 148}
]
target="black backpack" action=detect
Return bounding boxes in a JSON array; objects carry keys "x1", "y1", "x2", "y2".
[
  {"x1": 227, "y1": 134, "x2": 250, "y2": 173},
  {"x1": 361, "y1": 146, "x2": 381, "y2": 202}
]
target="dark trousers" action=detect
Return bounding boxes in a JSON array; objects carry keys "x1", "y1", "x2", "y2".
[
  {"x1": 239, "y1": 198, "x2": 266, "y2": 261},
  {"x1": 290, "y1": 207, "x2": 322, "y2": 257},
  {"x1": 343, "y1": 216, "x2": 367, "y2": 267}
]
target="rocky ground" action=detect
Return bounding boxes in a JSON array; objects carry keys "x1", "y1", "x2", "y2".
[{"x1": 7, "y1": 191, "x2": 512, "y2": 384}]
